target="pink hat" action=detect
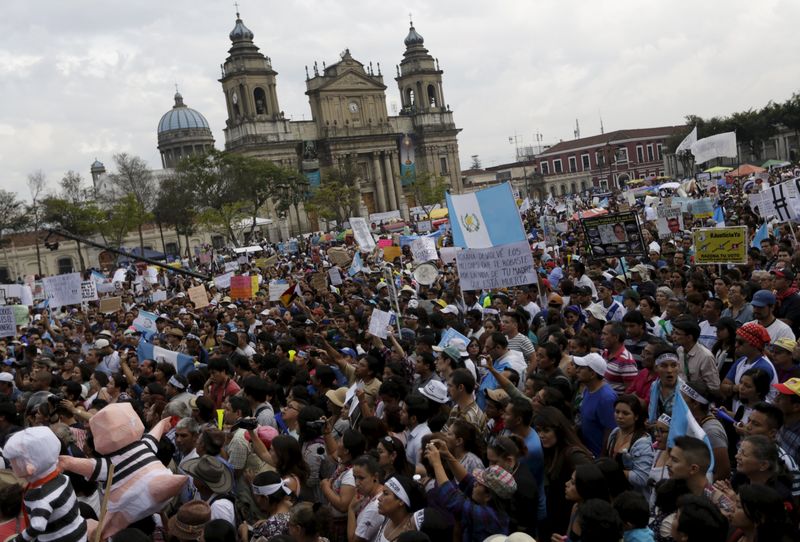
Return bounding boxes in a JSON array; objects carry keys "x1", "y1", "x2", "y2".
[{"x1": 244, "y1": 425, "x2": 279, "y2": 448}]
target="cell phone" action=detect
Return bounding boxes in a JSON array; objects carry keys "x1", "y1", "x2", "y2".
[{"x1": 479, "y1": 356, "x2": 489, "y2": 367}]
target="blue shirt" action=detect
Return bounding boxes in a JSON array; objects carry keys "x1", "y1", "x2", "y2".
[
  {"x1": 476, "y1": 360, "x2": 510, "y2": 410},
  {"x1": 521, "y1": 429, "x2": 547, "y2": 520},
  {"x1": 580, "y1": 383, "x2": 618, "y2": 456}
]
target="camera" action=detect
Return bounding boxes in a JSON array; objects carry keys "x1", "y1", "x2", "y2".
[
  {"x1": 47, "y1": 393, "x2": 65, "y2": 407},
  {"x1": 306, "y1": 420, "x2": 326, "y2": 430},
  {"x1": 231, "y1": 417, "x2": 258, "y2": 431}
]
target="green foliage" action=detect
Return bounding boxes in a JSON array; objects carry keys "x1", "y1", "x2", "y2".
[
  {"x1": 0, "y1": 189, "x2": 28, "y2": 242},
  {"x1": 406, "y1": 171, "x2": 448, "y2": 216},
  {"x1": 305, "y1": 158, "x2": 360, "y2": 224}
]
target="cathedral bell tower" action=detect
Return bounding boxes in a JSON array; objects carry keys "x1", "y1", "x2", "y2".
[
  {"x1": 219, "y1": 11, "x2": 282, "y2": 129},
  {"x1": 395, "y1": 20, "x2": 446, "y2": 114}
]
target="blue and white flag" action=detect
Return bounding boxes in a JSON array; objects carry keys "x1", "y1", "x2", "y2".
[
  {"x1": 90, "y1": 270, "x2": 106, "y2": 283},
  {"x1": 349, "y1": 252, "x2": 364, "y2": 277},
  {"x1": 751, "y1": 222, "x2": 769, "y2": 248},
  {"x1": 132, "y1": 310, "x2": 158, "y2": 339},
  {"x1": 713, "y1": 205, "x2": 725, "y2": 227},
  {"x1": 137, "y1": 339, "x2": 195, "y2": 376},
  {"x1": 667, "y1": 387, "x2": 715, "y2": 473},
  {"x1": 446, "y1": 182, "x2": 527, "y2": 249}
]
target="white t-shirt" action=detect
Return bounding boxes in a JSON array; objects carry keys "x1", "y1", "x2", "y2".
[
  {"x1": 767, "y1": 318, "x2": 796, "y2": 342},
  {"x1": 207, "y1": 496, "x2": 235, "y2": 527},
  {"x1": 355, "y1": 496, "x2": 384, "y2": 541},
  {"x1": 698, "y1": 320, "x2": 718, "y2": 350},
  {"x1": 406, "y1": 422, "x2": 431, "y2": 464}
]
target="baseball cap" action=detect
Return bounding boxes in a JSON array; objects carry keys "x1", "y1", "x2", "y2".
[
  {"x1": 772, "y1": 268, "x2": 795, "y2": 281},
  {"x1": 586, "y1": 303, "x2": 607, "y2": 322},
  {"x1": 93, "y1": 339, "x2": 110, "y2": 349},
  {"x1": 751, "y1": 290, "x2": 776, "y2": 307},
  {"x1": 547, "y1": 293, "x2": 563, "y2": 305},
  {"x1": 441, "y1": 305, "x2": 459, "y2": 315},
  {"x1": 773, "y1": 377, "x2": 800, "y2": 397},
  {"x1": 418, "y1": 380, "x2": 449, "y2": 404},
  {"x1": 0, "y1": 373, "x2": 14, "y2": 383},
  {"x1": 572, "y1": 352, "x2": 607, "y2": 376},
  {"x1": 771, "y1": 337, "x2": 797, "y2": 353}
]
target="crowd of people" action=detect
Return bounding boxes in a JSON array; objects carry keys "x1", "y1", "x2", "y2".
[{"x1": 2, "y1": 169, "x2": 800, "y2": 542}]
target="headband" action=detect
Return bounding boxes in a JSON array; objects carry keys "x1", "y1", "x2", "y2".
[
  {"x1": 412, "y1": 509, "x2": 425, "y2": 530},
  {"x1": 655, "y1": 352, "x2": 679, "y2": 366},
  {"x1": 679, "y1": 382, "x2": 709, "y2": 405},
  {"x1": 252, "y1": 480, "x2": 291, "y2": 497},
  {"x1": 167, "y1": 375, "x2": 186, "y2": 390},
  {"x1": 657, "y1": 413, "x2": 672, "y2": 426},
  {"x1": 384, "y1": 477, "x2": 410, "y2": 507}
]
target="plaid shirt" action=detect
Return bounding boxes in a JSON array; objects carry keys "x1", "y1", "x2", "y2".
[
  {"x1": 431, "y1": 474, "x2": 510, "y2": 542},
  {"x1": 778, "y1": 420, "x2": 800, "y2": 466},
  {"x1": 444, "y1": 400, "x2": 488, "y2": 440}
]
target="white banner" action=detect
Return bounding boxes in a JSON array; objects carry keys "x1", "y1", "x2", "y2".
[
  {"x1": 410, "y1": 237, "x2": 438, "y2": 263},
  {"x1": 675, "y1": 126, "x2": 697, "y2": 154},
  {"x1": 455, "y1": 241, "x2": 536, "y2": 291},
  {"x1": 43, "y1": 272, "x2": 83, "y2": 308},
  {"x1": 350, "y1": 217, "x2": 376, "y2": 251},
  {"x1": 80, "y1": 280, "x2": 99, "y2": 302},
  {"x1": 656, "y1": 206, "x2": 684, "y2": 239},
  {"x1": 439, "y1": 247, "x2": 462, "y2": 264},
  {"x1": 214, "y1": 272, "x2": 234, "y2": 290},
  {"x1": 691, "y1": 131, "x2": 737, "y2": 164},
  {"x1": 0, "y1": 284, "x2": 34, "y2": 306},
  {"x1": 0, "y1": 307, "x2": 16, "y2": 338},
  {"x1": 368, "y1": 309, "x2": 392, "y2": 339},
  {"x1": 369, "y1": 210, "x2": 401, "y2": 224}
]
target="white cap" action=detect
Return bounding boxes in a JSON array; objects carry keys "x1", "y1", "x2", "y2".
[
  {"x1": 441, "y1": 305, "x2": 459, "y2": 315},
  {"x1": 94, "y1": 339, "x2": 110, "y2": 349},
  {"x1": 572, "y1": 353, "x2": 607, "y2": 376},
  {"x1": 586, "y1": 303, "x2": 607, "y2": 322},
  {"x1": 418, "y1": 380, "x2": 449, "y2": 404},
  {"x1": 0, "y1": 373, "x2": 14, "y2": 383}
]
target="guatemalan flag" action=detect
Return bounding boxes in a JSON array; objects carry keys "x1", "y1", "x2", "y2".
[
  {"x1": 446, "y1": 182, "x2": 527, "y2": 249},
  {"x1": 667, "y1": 385, "x2": 715, "y2": 473},
  {"x1": 137, "y1": 339, "x2": 196, "y2": 377}
]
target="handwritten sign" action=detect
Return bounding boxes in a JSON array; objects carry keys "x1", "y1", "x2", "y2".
[
  {"x1": 0, "y1": 307, "x2": 15, "y2": 338},
  {"x1": 214, "y1": 272, "x2": 233, "y2": 290},
  {"x1": 455, "y1": 241, "x2": 536, "y2": 291},
  {"x1": 80, "y1": 280, "x2": 99, "y2": 302},
  {"x1": 269, "y1": 282, "x2": 287, "y2": 302},
  {"x1": 151, "y1": 290, "x2": 167, "y2": 303},
  {"x1": 43, "y1": 273, "x2": 83, "y2": 308},
  {"x1": 350, "y1": 217, "x2": 376, "y2": 252},
  {"x1": 368, "y1": 309, "x2": 392, "y2": 339},
  {"x1": 99, "y1": 296, "x2": 122, "y2": 314},
  {"x1": 410, "y1": 237, "x2": 438, "y2": 263},
  {"x1": 328, "y1": 267, "x2": 343, "y2": 286},
  {"x1": 188, "y1": 285, "x2": 209, "y2": 309},
  {"x1": 230, "y1": 275, "x2": 253, "y2": 299}
]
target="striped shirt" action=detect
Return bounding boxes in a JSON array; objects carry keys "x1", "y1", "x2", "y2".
[
  {"x1": 506, "y1": 333, "x2": 535, "y2": 360},
  {"x1": 603, "y1": 346, "x2": 638, "y2": 393},
  {"x1": 17, "y1": 474, "x2": 87, "y2": 542},
  {"x1": 88, "y1": 434, "x2": 161, "y2": 488}
]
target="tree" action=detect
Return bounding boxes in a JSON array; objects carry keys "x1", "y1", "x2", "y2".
[
  {"x1": 305, "y1": 158, "x2": 361, "y2": 225},
  {"x1": 108, "y1": 153, "x2": 156, "y2": 253},
  {"x1": 470, "y1": 154, "x2": 482, "y2": 169},
  {"x1": 0, "y1": 189, "x2": 28, "y2": 280},
  {"x1": 42, "y1": 171, "x2": 104, "y2": 271},
  {"x1": 98, "y1": 193, "x2": 141, "y2": 251},
  {"x1": 404, "y1": 170, "x2": 448, "y2": 218},
  {"x1": 27, "y1": 170, "x2": 47, "y2": 276},
  {"x1": 154, "y1": 173, "x2": 197, "y2": 257}
]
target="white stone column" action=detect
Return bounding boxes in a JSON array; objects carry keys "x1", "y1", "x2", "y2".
[
  {"x1": 383, "y1": 152, "x2": 397, "y2": 211},
  {"x1": 372, "y1": 153, "x2": 386, "y2": 212},
  {"x1": 390, "y1": 151, "x2": 409, "y2": 219}
]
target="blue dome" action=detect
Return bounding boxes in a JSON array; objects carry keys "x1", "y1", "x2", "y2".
[
  {"x1": 158, "y1": 92, "x2": 210, "y2": 134},
  {"x1": 229, "y1": 15, "x2": 254, "y2": 42},
  {"x1": 404, "y1": 23, "x2": 424, "y2": 46}
]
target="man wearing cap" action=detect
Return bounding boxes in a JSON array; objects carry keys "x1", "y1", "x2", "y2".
[
  {"x1": 94, "y1": 338, "x2": 120, "y2": 376},
  {"x1": 769, "y1": 338, "x2": 800, "y2": 383},
  {"x1": 772, "y1": 379, "x2": 800, "y2": 464},
  {"x1": 721, "y1": 322, "x2": 778, "y2": 413},
  {"x1": 773, "y1": 269, "x2": 800, "y2": 337},
  {"x1": 165, "y1": 328, "x2": 189, "y2": 355},
  {"x1": 569, "y1": 261, "x2": 597, "y2": 300},
  {"x1": 574, "y1": 352, "x2": 617, "y2": 456},
  {"x1": 751, "y1": 289, "x2": 795, "y2": 342},
  {"x1": 595, "y1": 280, "x2": 626, "y2": 323}
]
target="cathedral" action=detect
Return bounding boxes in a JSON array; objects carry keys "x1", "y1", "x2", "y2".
[{"x1": 158, "y1": 12, "x2": 463, "y2": 234}]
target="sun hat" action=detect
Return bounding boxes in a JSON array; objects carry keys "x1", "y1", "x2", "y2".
[
  {"x1": 167, "y1": 500, "x2": 211, "y2": 541},
  {"x1": 325, "y1": 387, "x2": 349, "y2": 408},
  {"x1": 418, "y1": 380, "x2": 449, "y2": 404},
  {"x1": 180, "y1": 456, "x2": 233, "y2": 494}
]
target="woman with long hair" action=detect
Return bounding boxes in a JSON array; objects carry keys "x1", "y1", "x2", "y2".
[
  {"x1": 287, "y1": 502, "x2": 333, "y2": 542},
  {"x1": 266, "y1": 435, "x2": 311, "y2": 500},
  {"x1": 638, "y1": 295, "x2": 662, "y2": 337},
  {"x1": 711, "y1": 317, "x2": 738, "y2": 381},
  {"x1": 554, "y1": 463, "x2": 610, "y2": 542},
  {"x1": 728, "y1": 483, "x2": 798, "y2": 542},
  {"x1": 321, "y1": 429, "x2": 366, "y2": 542},
  {"x1": 603, "y1": 394, "x2": 654, "y2": 496},
  {"x1": 346, "y1": 455, "x2": 385, "y2": 542},
  {"x1": 486, "y1": 435, "x2": 538, "y2": 538},
  {"x1": 375, "y1": 475, "x2": 426, "y2": 542},
  {"x1": 533, "y1": 406, "x2": 593, "y2": 541},
  {"x1": 376, "y1": 436, "x2": 413, "y2": 481}
]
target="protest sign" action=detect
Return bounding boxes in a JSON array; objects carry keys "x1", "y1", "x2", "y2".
[
  {"x1": 437, "y1": 327, "x2": 470, "y2": 349},
  {"x1": 656, "y1": 206, "x2": 684, "y2": 239},
  {"x1": 369, "y1": 210, "x2": 402, "y2": 223},
  {"x1": 12, "y1": 305, "x2": 29, "y2": 326},
  {"x1": 99, "y1": 296, "x2": 122, "y2": 314},
  {"x1": 349, "y1": 252, "x2": 365, "y2": 276},
  {"x1": 237, "y1": 255, "x2": 249, "y2": 265},
  {"x1": 151, "y1": 290, "x2": 167, "y2": 303},
  {"x1": 382, "y1": 246, "x2": 402, "y2": 262},
  {"x1": 251, "y1": 276, "x2": 259, "y2": 296},
  {"x1": 753, "y1": 180, "x2": 800, "y2": 222},
  {"x1": 417, "y1": 220, "x2": 432, "y2": 233},
  {"x1": 188, "y1": 285, "x2": 209, "y2": 309},
  {"x1": 133, "y1": 310, "x2": 158, "y2": 338},
  {"x1": 580, "y1": 211, "x2": 645, "y2": 259},
  {"x1": 230, "y1": 275, "x2": 253, "y2": 299},
  {"x1": 224, "y1": 261, "x2": 239, "y2": 273},
  {"x1": 439, "y1": 247, "x2": 461, "y2": 264},
  {"x1": 455, "y1": 241, "x2": 536, "y2": 291},
  {"x1": 214, "y1": 272, "x2": 234, "y2": 290},
  {"x1": 112, "y1": 268, "x2": 126, "y2": 283},
  {"x1": 80, "y1": 280, "x2": 98, "y2": 302},
  {"x1": 410, "y1": 237, "x2": 438, "y2": 263},
  {"x1": 327, "y1": 247, "x2": 351, "y2": 267},
  {"x1": 43, "y1": 272, "x2": 83, "y2": 308},
  {"x1": 378, "y1": 239, "x2": 393, "y2": 249},
  {"x1": 310, "y1": 272, "x2": 328, "y2": 291},
  {"x1": 0, "y1": 307, "x2": 15, "y2": 338},
  {"x1": 350, "y1": 217, "x2": 376, "y2": 251},
  {"x1": 0, "y1": 284, "x2": 33, "y2": 306},
  {"x1": 368, "y1": 309, "x2": 392, "y2": 339},
  {"x1": 328, "y1": 267, "x2": 343, "y2": 286},
  {"x1": 269, "y1": 282, "x2": 287, "y2": 302},
  {"x1": 689, "y1": 198, "x2": 714, "y2": 219},
  {"x1": 693, "y1": 226, "x2": 747, "y2": 265}
]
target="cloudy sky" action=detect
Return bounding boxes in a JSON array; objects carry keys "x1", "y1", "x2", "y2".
[{"x1": 1, "y1": 0, "x2": 797, "y2": 199}]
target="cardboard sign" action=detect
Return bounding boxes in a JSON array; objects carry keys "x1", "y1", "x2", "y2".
[
  {"x1": 230, "y1": 275, "x2": 253, "y2": 299},
  {"x1": 368, "y1": 309, "x2": 392, "y2": 339},
  {"x1": 310, "y1": 272, "x2": 328, "y2": 292},
  {"x1": 80, "y1": 280, "x2": 99, "y2": 302},
  {"x1": 328, "y1": 267, "x2": 343, "y2": 286},
  {"x1": 382, "y1": 246, "x2": 402, "y2": 263},
  {"x1": 455, "y1": 241, "x2": 537, "y2": 291},
  {"x1": 0, "y1": 307, "x2": 15, "y2": 338},
  {"x1": 693, "y1": 226, "x2": 747, "y2": 265},
  {"x1": 656, "y1": 206, "x2": 684, "y2": 239},
  {"x1": 43, "y1": 272, "x2": 83, "y2": 308},
  {"x1": 327, "y1": 247, "x2": 351, "y2": 267},
  {"x1": 99, "y1": 296, "x2": 122, "y2": 314},
  {"x1": 350, "y1": 217, "x2": 376, "y2": 251},
  {"x1": 410, "y1": 237, "x2": 438, "y2": 263},
  {"x1": 188, "y1": 285, "x2": 209, "y2": 309},
  {"x1": 580, "y1": 211, "x2": 646, "y2": 259}
]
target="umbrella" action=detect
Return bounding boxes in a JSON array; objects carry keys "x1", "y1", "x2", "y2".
[
  {"x1": 572, "y1": 208, "x2": 608, "y2": 221},
  {"x1": 728, "y1": 164, "x2": 766, "y2": 178},
  {"x1": 703, "y1": 166, "x2": 733, "y2": 173},
  {"x1": 429, "y1": 208, "x2": 448, "y2": 219},
  {"x1": 658, "y1": 182, "x2": 680, "y2": 191},
  {"x1": 761, "y1": 159, "x2": 790, "y2": 169}
]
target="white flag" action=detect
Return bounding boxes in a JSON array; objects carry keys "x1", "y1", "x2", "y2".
[
  {"x1": 675, "y1": 126, "x2": 697, "y2": 154},
  {"x1": 691, "y1": 131, "x2": 737, "y2": 164}
]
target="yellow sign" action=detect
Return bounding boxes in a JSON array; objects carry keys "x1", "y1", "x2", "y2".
[{"x1": 693, "y1": 226, "x2": 747, "y2": 265}]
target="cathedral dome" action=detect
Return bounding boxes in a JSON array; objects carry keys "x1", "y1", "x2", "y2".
[
  {"x1": 157, "y1": 92, "x2": 211, "y2": 134},
  {"x1": 229, "y1": 15, "x2": 254, "y2": 42},
  {"x1": 404, "y1": 22, "x2": 424, "y2": 46}
]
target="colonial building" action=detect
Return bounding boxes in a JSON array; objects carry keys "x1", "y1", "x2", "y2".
[{"x1": 218, "y1": 13, "x2": 462, "y2": 231}]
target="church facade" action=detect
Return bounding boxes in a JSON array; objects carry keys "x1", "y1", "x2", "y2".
[{"x1": 218, "y1": 13, "x2": 462, "y2": 232}]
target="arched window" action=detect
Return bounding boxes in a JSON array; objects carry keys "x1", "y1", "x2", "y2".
[
  {"x1": 405, "y1": 88, "x2": 415, "y2": 106},
  {"x1": 571, "y1": 182, "x2": 577, "y2": 194},
  {"x1": 560, "y1": 184, "x2": 567, "y2": 195},
  {"x1": 57, "y1": 257, "x2": 73, "y2": 274},
  {"x1": 254, "y1": 87, "x2": 268, "y2": 115},
  {"x1": 581, "y1": 180, "x2": 587, "y2": 191},
  {"x1": 427, "y1": 84, "x2": 437, "y2": 107},
  {"x1": 231, "y1": 90, "x2": 240, "y2": 118}
]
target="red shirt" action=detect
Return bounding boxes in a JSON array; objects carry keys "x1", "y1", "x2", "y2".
[
  {"x1": 208, "y1": 378, "x2": 240, "y2": 409},
  {"x1": 626, "y1": 368, "x2": 657, "y2": 407}
]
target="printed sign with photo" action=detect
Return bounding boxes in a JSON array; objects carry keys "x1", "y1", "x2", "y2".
[{"x1": 580, "y1": 211, "x2": 646, "y2": 259}]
